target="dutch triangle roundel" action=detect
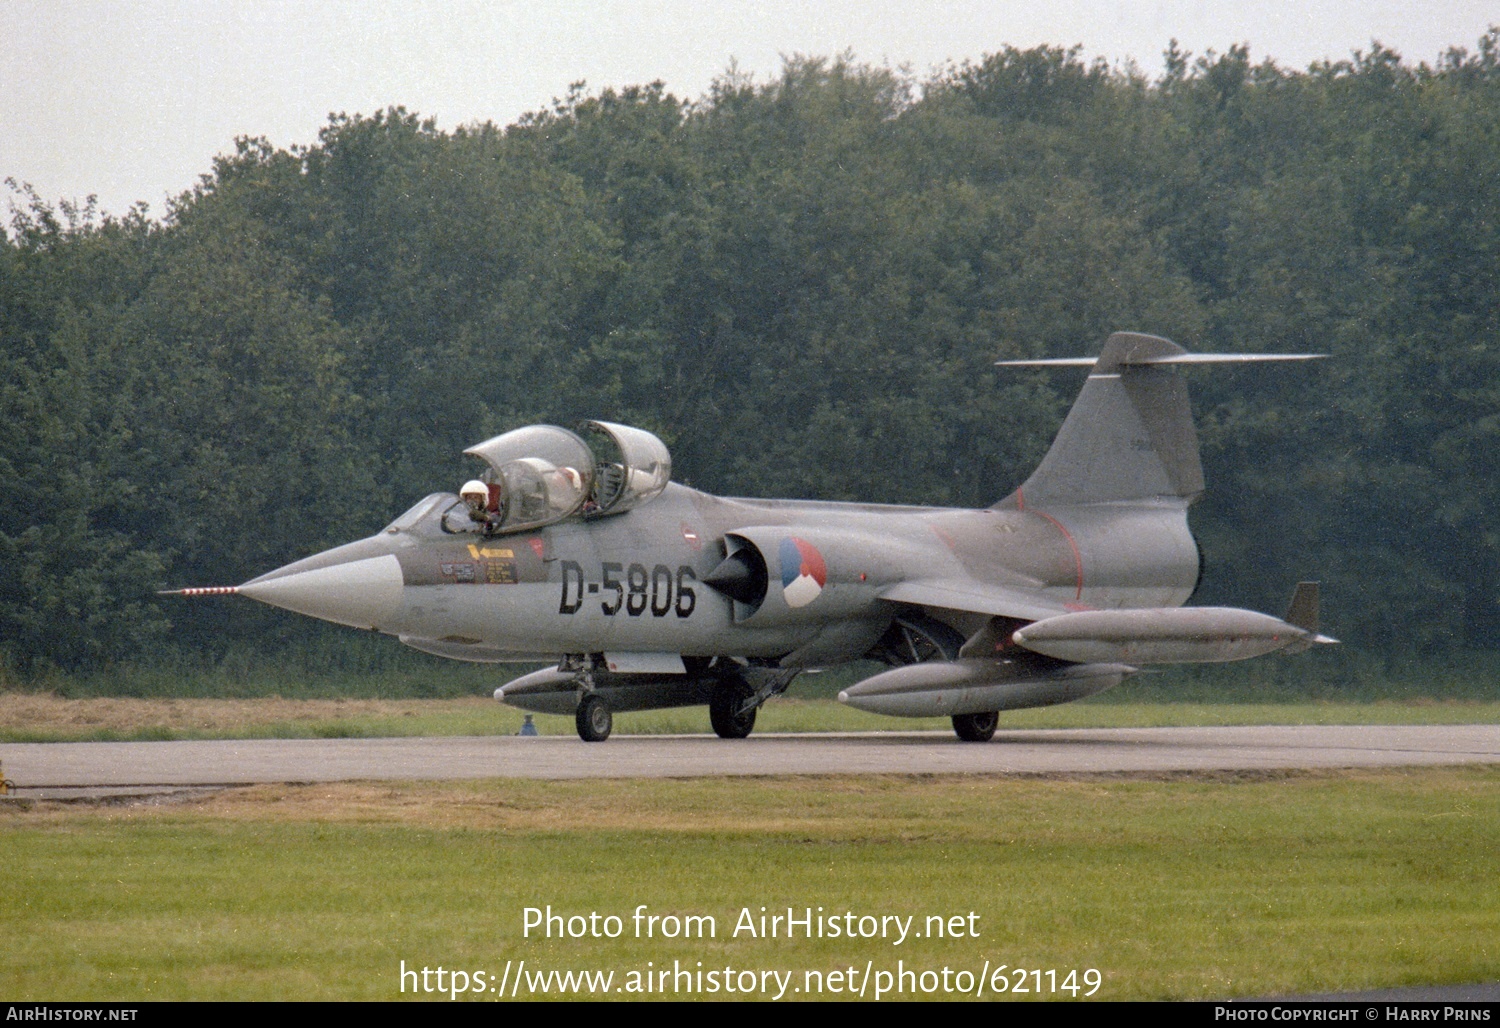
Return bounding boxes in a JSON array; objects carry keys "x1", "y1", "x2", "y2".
[{"x1": 779, "y1": 537, "x2": 828, "y2": 608}]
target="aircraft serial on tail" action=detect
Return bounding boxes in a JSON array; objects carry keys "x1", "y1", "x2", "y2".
[{"x1": 169, "y1": 332, "x2": 1334, "y2": 742}]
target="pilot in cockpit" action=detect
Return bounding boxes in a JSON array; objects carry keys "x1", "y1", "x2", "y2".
[{"x1": 460, "y1": 479, "x2": 499, "y2": 533}]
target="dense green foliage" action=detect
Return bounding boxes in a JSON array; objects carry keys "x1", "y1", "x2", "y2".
[{"x1": 3, "y1": 36, "x2": 1498, "y2": 686}]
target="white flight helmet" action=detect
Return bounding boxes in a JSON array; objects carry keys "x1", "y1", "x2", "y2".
[{"x1": 460, "y1": 479, "x2": 490, "y2": 508}]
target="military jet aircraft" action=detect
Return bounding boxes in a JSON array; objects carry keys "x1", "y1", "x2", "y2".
[{"x1": 170, "y1": 332, "x2": 1334, "y2": 742}]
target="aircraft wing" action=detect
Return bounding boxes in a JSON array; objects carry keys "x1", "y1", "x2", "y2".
[{"x1": 877, "y1": 579, "x2": 1067, "y2": 622}]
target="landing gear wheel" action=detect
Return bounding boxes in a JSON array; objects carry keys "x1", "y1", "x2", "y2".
[
  {"x1": 576, "y1": 695, "x2": 612, "y2": 742},
  {"x1": 952, "y1": 711, "x2": 999, "y2": 742},
  {"x1": 709, "y1": 680, "x2": 756, "y2": 739}
]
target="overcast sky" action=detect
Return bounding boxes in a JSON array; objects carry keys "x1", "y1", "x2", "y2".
[{"x1": 3, "y1": 1, "x2": 1497, "y2": 219}]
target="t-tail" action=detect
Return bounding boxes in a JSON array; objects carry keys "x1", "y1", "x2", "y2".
[
  {"x1": 983, "y1": 332, "x2": 1336, "y2": 667},
  {"x1": 994, "y1": 332, "x2": 1323, "y2": 511}
]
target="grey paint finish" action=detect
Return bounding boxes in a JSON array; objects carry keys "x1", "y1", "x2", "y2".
[
  {"x1": 170, "y1": 332, "x2": 1330, "y2": 740},
  {"x1": 1013, "y1": 607, "x2": 1327, "y2": 664},
  {"x1": 838, "y1": 659, "x2": 1129, "y2": 716},
  {"x1": 1001, "y1": 333, "x2": 1205, "y2": 507}
]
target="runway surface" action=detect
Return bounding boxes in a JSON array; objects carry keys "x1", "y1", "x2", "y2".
[{"x1": 3, "y1": 724, "x2": 1498, "y2": 798}]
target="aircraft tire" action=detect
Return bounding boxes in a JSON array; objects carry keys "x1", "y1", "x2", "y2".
[
  {"x1": 952, "y1": 711, "x2": 999, "y2": 742},
  {"x1": 709, "y1": 680, "x2": 756, "y2": 740},
  {"x1": 576, "y1": 695, "x2": 613, "y2": 742}
]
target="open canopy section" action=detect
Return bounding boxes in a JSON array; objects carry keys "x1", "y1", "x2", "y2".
[
  {"x1": 456, "y1": 421, "x2": 672, "y2": 534},
  {"x1": 580, "y1": 420, "x2": 671, "y2": 515},
  {"x1": 463, "y1": 425, "x2": 596, "y2": 534}
]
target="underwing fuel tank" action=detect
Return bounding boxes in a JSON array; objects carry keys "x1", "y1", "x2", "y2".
[
  {"x1": 837, "y1": 659, "x2": 1132, "y2": 718},
  {"x1": 495, "y1": 666, "x2": 718, "y2": 716},
  {"x1": 1011, "y1": 606, "x2": 1336, "y2": 665}
]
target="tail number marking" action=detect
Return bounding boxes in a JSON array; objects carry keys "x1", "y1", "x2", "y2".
[{"x1": 561, "y1": 561, "x2": 696, "y2": 618}]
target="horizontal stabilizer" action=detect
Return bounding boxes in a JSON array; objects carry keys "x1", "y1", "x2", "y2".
[
  {"x1": 994, "y1": 333, "x2": 1326, "y2": 509},
  {"x1": 996, "y1": 353, "x2": 1326, "y2": 367}
]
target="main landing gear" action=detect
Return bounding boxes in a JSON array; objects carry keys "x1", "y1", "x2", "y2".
[
  {"x1": 576, "y1": 693, "x2": 613, "y2": 742},
  {"x1": 709, "y1": 679, "x2": 757, "y2": 739},
  {"x1": 709, "y1": 667, "x2": 800, "y2": 740},
  {"x1": 951, "y1": 711, "x2": 999, "y2": 743},
  {"x1": 871, "y1": 613, "x2": 1004, "y2": 742}
]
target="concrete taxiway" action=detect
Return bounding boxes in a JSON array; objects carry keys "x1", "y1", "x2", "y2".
[{"x1": 3, "y1": 725, "x2": 1497, "y2": 799}]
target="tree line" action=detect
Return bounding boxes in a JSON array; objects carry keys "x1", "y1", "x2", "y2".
[{"x1": 3, "y1": 34, "x2": 1498, "y2": 681}]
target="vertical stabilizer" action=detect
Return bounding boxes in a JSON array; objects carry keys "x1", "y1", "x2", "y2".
[{"x1": 998, "y1": 333, "x2": 1204, "y2": 509}]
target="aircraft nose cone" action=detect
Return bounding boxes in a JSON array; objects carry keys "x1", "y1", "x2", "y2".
[{"x1": 238, "y1": 551, "x2": 404, "y2": 630}]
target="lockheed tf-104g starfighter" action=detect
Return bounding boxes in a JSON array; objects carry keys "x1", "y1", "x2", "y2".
[{"x1": 171, "y1": 332, "x2": 1335, "y2": 741}]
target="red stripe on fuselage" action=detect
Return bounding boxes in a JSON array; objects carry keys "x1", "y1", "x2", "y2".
[{"x1": 1032, "y1": 509, "x2": 1083, "y2": 601}]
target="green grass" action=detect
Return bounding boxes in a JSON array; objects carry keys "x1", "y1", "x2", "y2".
[
  {"x1": 5, "y1": 698, "x2": 1500, "y2": 743},
  {"x1": 8, "y1": 633, "x2": 1499, "y2": 703},
  {"x1": 3, "y1": 768, "x2": 1497, "y2": 1000}
]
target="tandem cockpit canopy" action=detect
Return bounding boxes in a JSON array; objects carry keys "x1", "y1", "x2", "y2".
[{"x1": 450, "y1": 421, "x2": 671, "y2": 535}]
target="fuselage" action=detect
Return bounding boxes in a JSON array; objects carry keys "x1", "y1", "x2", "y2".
[
  {"x1": 238, "y1": 483, "x2": 1200, "y2": 668},
  {"x1": 175, "y1": 332, "x2": 1332, "y2": 742}
]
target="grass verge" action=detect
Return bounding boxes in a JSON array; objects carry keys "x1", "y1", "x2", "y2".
[
  {"x1": 3, "y1": 693, "x2": 1500, "y2": 743},
  {"x1": 2, "y1": 768, "x2": 1496, "y2": 1001}
]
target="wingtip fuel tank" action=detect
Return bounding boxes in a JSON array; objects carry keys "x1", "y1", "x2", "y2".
[{"x1": 1011, "y1": 605, "x2": 1336, "y2": 665}]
